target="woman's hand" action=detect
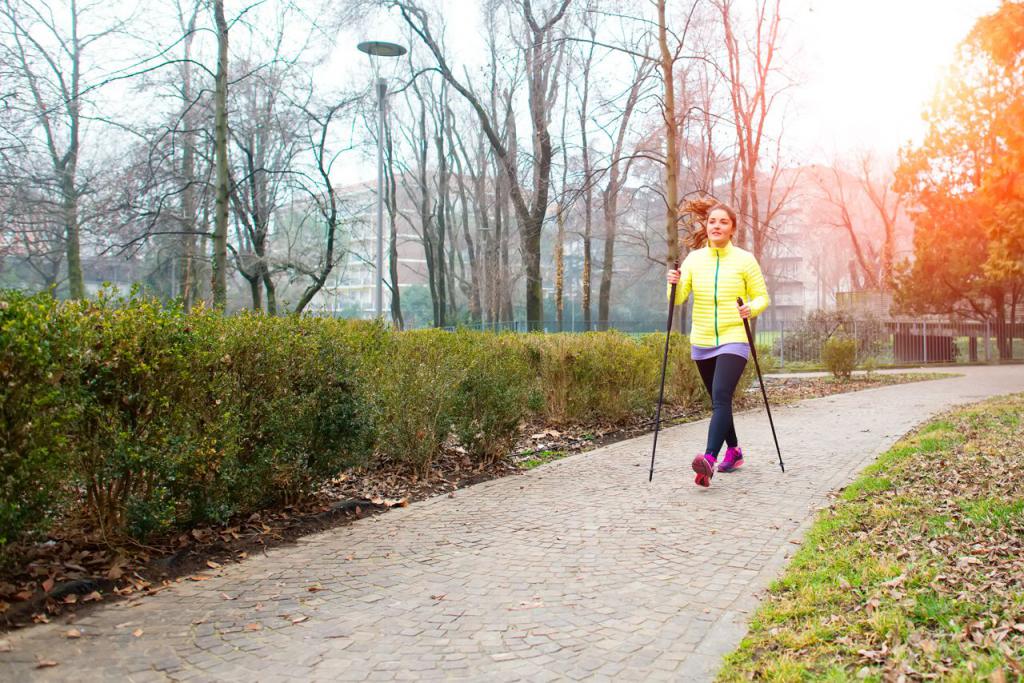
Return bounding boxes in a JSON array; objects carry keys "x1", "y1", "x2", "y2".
[
  {"x1": 737, "y1": 302, "x2": 751, "y2": 319},
  {"x1": 667, "y1": 269, "x2": 681, "y2": 285}
]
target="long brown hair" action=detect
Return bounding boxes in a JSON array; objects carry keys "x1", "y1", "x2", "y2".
[{"x1": 679, "y1": 198, "x2": 738, "y2": 250}]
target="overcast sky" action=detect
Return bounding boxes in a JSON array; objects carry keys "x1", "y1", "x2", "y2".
[
  {"x1": 786, "y1": 0, "x2": 1000, "y2": 159},
  {"x1": 333, "y1": 0, "x2": 1000, "y2": 181}
]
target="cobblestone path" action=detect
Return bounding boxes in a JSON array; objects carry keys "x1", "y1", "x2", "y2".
[{"x1": 3, "y1": 366, "x2": 1023, "y2": 682}]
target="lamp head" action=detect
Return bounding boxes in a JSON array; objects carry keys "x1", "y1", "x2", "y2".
[{"x1": 357, "y1": 41, "x2": 407, "y2": 58}]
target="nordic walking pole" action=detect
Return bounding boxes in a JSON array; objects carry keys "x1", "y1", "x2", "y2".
[
  {"x1": 737, "y1": 297, "x2": 785, "y2": 472},
  {"x1": 649, "y1": 260, "x2": 681, "y2": 482}
]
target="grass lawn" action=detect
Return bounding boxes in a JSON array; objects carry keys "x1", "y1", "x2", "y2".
[{"x1": 718, "y1": 393, "x2": 1024, "y2": 682}]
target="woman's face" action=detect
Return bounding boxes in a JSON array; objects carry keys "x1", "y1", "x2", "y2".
[{"x1": 706, "y1": 209, "x2": 734, "y2": 247}]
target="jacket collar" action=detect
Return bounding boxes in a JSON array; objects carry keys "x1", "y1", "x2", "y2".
[{"x1": 707, "y1": 240, "x2": 734, "y2": 256}]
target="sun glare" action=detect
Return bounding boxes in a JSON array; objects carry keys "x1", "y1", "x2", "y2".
[{"x1": 793, "y1": 0, "x2": 1001, "y2": 156}]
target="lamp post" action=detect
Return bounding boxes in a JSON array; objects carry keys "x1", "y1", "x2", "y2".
[{"x1": 357, "y1": 40, "x2": 406, "y2": 319}]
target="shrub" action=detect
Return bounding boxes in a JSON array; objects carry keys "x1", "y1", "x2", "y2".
[
  {"x1": 776, "y1": 310, "x2": 885, "y2": 365},
  {"x1": 521, "y1": 331, "x2": 660, "y2": 424},
  {"x1": 63, "y1": 293, "x2": 225, "y2": 538},
  {"x1": 216, "y1": 314, "x2": 370, "y2": 512},
  {"x1": 0, "y1": 293, "x2": 71, "y2": 548},
  {"x1": 0, "y1": 291, "x2": 374, "y2": 547},
  {"x1": 0, "y1": 292, "x2": 718, "y2": 553},
  {"x1": 449, "y1": 332, "x2": 533, "y2": 465},
  {"x1": 641, "y1": 332, "x2": 704, "y2": 409},
  {"x1": 822, "y1": 335, "x2": 857, "y2": 380},
  {"x1": 364, "y1": 329, "x2": 466, "y2": 476}
]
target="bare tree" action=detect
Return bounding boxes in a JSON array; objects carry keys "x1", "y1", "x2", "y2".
[
  {"x1": 210, "y1": 0, "x2": 229, "y2": 307},
  {"x1": 286, "y1": 96, "x2": 360, "y2": 315},
  {"x1": 576, "y1": 19, "x2": 596, "y2": 330},
  {"x1": 395, "y1": 0, "x2": 569, "y2": 330},
  {"x1": 656, "y1": 0, "x2": 682, "y2": 268},
  {"x1": 716, "y1": 0, "x2": 787, "y2": 261},
  {"x1": 0, "y1": 0, "x2": 124, "y2": 298},
  {"x1": 596, "y1": 54, "x2": 653, "y2": 329},
  {"x1": 175, "y1": 0, "x2": 202, "y2": 309},
  {"x1": 858, "y1": 153, "x2": 902, "y2": 289}
]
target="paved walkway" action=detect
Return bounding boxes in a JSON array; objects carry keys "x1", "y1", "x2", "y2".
[{"x1": 3, "y1": 366, "x2": 1023, "y2": 682}]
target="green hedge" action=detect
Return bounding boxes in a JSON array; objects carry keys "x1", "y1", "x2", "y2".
[{"x1": 1, "y1": 292, "x2": 729, "y2": 552}]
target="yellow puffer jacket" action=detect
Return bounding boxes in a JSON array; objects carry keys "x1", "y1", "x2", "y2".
[{"x1": 666, "y1": 241, "x2": 770, "y2": 347}]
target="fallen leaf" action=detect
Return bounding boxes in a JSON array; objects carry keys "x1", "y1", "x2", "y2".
[
  {"x1": 132, "y1": 629, "x2": 144, "y2": 638},
  {"x1": 64, "y1": 629, "x2": 81, "y2": 639},
  {"x1": 244, "y1": 623, "x2": 261, "y2": 631},
  {"x1": 82, "y1": 591, "x2": 102, "y2": 602},
  {"x1": 62, "y1": 594, "x2": 77, "y2": 604},
  {"x1": 220, "y1": 593, "x2": 235, "y2": 601},
  {"x1": 206, "y1": 560, "x2": 222, "y2": 569},
  {"x1": 307, "y1": 585, "x2": 323, "y2": 593},
  {"x1": 881, "y1": 573, "x2": 907, "y2": 588},
  {"x1": 291, "y1": 616, "x2": 309, "y2": 624},
  {"x1": 1006, "y1": 655, "x2": 1024, "y2": 675},
  {"x1": 41, "y1": 578, "x2": 55, "y2": 593},
  {"x1": 35, "y1": 659, "x2": 58, "y2": 669}
]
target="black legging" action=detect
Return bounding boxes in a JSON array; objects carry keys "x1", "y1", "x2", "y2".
[{"x1": 695, "y1": 354, "x2": 747, "y2": 457}]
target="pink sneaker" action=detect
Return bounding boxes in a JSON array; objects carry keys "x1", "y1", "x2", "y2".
[
  {"x1": 719, "y1": 447, "x2": 744, "y2": 473},
  {"x1": 691, "y1": 453, "x2": 716, "y2": 487}
]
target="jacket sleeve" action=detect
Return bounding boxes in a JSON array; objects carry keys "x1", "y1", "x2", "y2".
[
  {"x1": 743, "y1": 255, "x2": 770, "y2": 317},
  {"x1": 666, "y1": 256, "x2": 692, "y2": 306}
]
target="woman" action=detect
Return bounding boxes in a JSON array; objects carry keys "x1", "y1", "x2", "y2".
[{"x1": 667, "y1": 202, "x2": 770, "y2": 487}]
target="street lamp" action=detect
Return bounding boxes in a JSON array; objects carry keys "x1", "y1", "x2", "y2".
[{"x1": 357, "y1": 39, "x2": 406, "y2": 320}]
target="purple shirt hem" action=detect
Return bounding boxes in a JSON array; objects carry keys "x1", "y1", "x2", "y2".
[{"x1": 691, "y1": 343, "x2": 750, "y2": 361}]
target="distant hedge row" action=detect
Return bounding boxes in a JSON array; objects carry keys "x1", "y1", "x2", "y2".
[{"x1": 0, "y1": 291, "x2": 756, "y2": 550}]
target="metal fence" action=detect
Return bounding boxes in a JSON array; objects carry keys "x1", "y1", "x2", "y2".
[
  {"x1": 750, "y1": 319, "x2": 1024, "y2": 367},
  {"x1": 441, "y1": 317, "x2": 1024, "y2": 367}
]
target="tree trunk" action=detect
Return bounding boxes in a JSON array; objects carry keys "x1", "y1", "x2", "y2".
[
  {"x1": 62, "y1": 165, "x2": 84, "y2": 299},
  {"x1": 994, "y1": 290, "x2": 1011, "y2": 360},
  {"x1": 555, "y1": 209, "x2": 565, "y2": 331},
  {"x1": 385, "y1": 114, "x2": 404, "y2": 329},
  {"x1": 62, "y1": 1, "x2": 84, "y2": 299},
  {"x1": 598, "y1": 192, "x2": 617, "y2": 329},
  {"x1": 248, "y1": 275, "x2": 262, "y2": 312},
  {"x1": 211, "y1": 0, "x2": 230, "y2": 309},
  {"x1": 263, "y1": 269, "x2": 277, "y2": 316},
  {"x1": 657, "y1": 0, "x2": 680, "y2": 267},
  {"x1": 179, "y1": 4, "x2": 199, "y2": 310},
  {"x1": 435, "y1": 130, "x2": 448, "y2": 328}
]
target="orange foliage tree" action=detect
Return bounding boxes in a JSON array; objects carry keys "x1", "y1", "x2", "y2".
[{"x1": 894, "y1": 1, "x2": 1024, "y2": 358}]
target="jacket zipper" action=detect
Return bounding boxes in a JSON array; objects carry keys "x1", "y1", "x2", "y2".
[{"x1": 713, "y1": 251, "x2": 720, "y2": 345}]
